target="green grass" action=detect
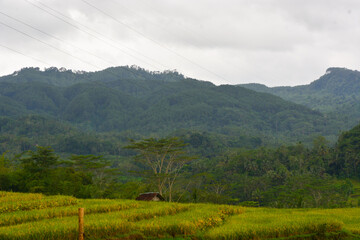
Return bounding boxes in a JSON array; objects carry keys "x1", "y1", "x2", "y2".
[
  {"x1": 1, "y1": 192, "x2": 360, "y2": 239},
  {"x1": 204, "y1": 208, "x2": 343, "y2": 240},
  {"x1": 0, "y1": 202, "x2": 191, "y2": 240},
  {"x1": 0, "y1": 199, "x2": 139, "y2": 227}
]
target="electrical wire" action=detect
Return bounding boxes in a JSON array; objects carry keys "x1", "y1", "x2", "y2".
[
  {"x1": 0, "y1": 11, "x2": 113, "y2": 66},
  {"x1": 25, "y1": 0, "x2": 168, "y2": 71},
  {"x1": 0, "y1": 43, "x2": 50, "y2": 66},
  {"x1": 0, "y1": 36, "x2": 150, "y2": 81},
  {"x1": 2, "y1": 0, "x2": 230, "y2": 83},
  {"x1": 0, "y1": 20, "x2": 101, "y2": 69},
  {"x1": 81, "y1": 0, "x2": 230, "y2": 82},
  {"x1": 109, "y1": 0, "x2": 198, "y2": 41},
  {"x1": 0, "y1": 16, "x2": 161, "y2": 80}
]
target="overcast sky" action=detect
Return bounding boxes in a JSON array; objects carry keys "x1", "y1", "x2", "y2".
[{"x1": 0, "y1": 0, "x2": 359, "y2": 86}]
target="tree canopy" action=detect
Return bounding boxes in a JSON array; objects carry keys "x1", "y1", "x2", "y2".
[{"x1": 126, "y1": 137, "x2": 195, "y2": 201}]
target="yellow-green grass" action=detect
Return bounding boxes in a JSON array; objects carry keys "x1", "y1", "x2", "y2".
[
  {"x1": 205, "y1": 208, "x2": 342, "y2": 239},
  {"x1": 133, "y1": 204, "x2": 243, "y2": 238},
  {"x1": 1, "y1": 192, "x2": 360, "y2": 239},
  {"x1": 0, "y1": 192, "x2": 43, "y2": 203},
  {"x1": 0, "y1": 195, "x2": 78, "y2": 213},
  {"x1": 0, "y1": 201, "x2": 191, "y2": 239},
  {"x1": 205, "y1": 207, "x2": 360, "y2": 239},
  {"x1": 0, "y1": 199, "x2": 139, "y2": 227},
  {"x1": 301, "y1": 208, "x2": 360, "y2": 235}
]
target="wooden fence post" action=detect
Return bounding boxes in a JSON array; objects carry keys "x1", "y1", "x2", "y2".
[{"x1": 79, "y1": 208, "x2": 84, "y2": 240}]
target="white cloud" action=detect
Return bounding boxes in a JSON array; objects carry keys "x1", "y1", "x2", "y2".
[{"x1": 0, "y1": 0, "x2": 360, "y2": 86}]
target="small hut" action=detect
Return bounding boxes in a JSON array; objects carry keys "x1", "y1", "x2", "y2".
[{"x1": 135, "y1": 192, "x2": 165, "y2": 201}]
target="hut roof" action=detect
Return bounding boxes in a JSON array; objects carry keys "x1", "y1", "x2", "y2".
[{"x1": 135, "y1": 192, "x2": 165, "y2": 201}]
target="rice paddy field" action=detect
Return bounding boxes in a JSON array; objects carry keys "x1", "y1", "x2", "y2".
[{"x1": 1, "y1": 191, "x2": 360, "y2": 239}]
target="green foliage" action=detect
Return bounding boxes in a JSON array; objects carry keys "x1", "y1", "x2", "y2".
[
  {"x1": 126, "y1": 137, "x2": 195, "y2": 201},
  {"x1": 238, "y1": 201, "x2": 259, "y2": 207},
  {"x1": 183, "y1": 138, "x2": 354, "y2": 207},
  {"x1": 0, "y1": 66, "x2": 338, "y2": 145},
  {"x1": 0, "y1": 145, "x2": 121, "y2": 198},
  {"x1": 21, "y1": 146, "x2": 58, "y2": 170},
  {"x1": 332, "y1": 124, "x2": 360, "y2": 178},
  {"x1": 0, "y1": 128, "x2": 358, "y2": 207},
  {"x1": 260, "y1": 176, "x2": 351, "y2": 208},
  {"x1": 241, "y1": 67, "x2": 360, "y2": 133},
  {"x1": 0, "y1": 151, "x2": 14, "y2": 191}
]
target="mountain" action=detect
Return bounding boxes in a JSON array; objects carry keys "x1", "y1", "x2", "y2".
[
  {"x1": 0, "y1": 66, "x2": 340, "y2": 149},
  {"x1": 240, "y1": 67, "x2": 360, "y2": 130},
  {"x1": 2, "y1": 66, "x2": 186, "y2": 87}
]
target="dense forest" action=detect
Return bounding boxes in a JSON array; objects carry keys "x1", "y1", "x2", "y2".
[
  {"x1": 0, "y1": 122, "x2": 359, "y2": 207},
  {"x1": 240, "y1": 67, "x2": 360, "y2": 131},
  {"x1": 0, "y1": 66, "x2": 360, "y2": 208},
  {"x1": 0, "y1": 66, "x2": 345, "y2": 145}
]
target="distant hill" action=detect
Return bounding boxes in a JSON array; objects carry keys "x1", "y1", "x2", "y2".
[
  {"x1": 240, "y1": 67, "x2": 360, "y2": 130},
  {"x1": 1, "y1": 66, "x2": 187, "y2": 87},
  {"x1": 0, "y1": 66, "x2": 342, "y2": 148}
]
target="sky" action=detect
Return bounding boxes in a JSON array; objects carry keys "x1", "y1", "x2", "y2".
[{"x1": 0, "y1": 0, "x2": 360, "y2": 87}]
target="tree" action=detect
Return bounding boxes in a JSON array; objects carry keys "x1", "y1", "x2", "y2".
[
  {"x1": 21, "y1": 146, "x2": 58, "y2": 175},
  {"x1": 68, "y1": 154, "x2": 117, "y2": 198},
  {"x1": 19, "y1": 146, "x2": 59, "y2": 193},
  {"x1": 0, "y1": 151, "x2": 12, "y2": 191},
  {"x1": 125, "y1": 137, "x2": 195, "y2": 202},
  {"x1": 0, "y1": 151, "x2": 9, "y2": 174}
]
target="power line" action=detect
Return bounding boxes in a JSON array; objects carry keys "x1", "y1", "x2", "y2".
[
  {"x1": 0, "y1": 15, "x2": 162, "y2": 80},
  {"x1": 0, "y1": 11, "x2": 174, "y2": 81},
  {"x1": 0, "y1": 20, "x2": 101, "y2": 69},
  {"x1": 114, "y1": 0, "x2": 283, "y2": 85},
  {"x1": 24, "y1": 0, "x2": 143, "y2": 67},
  {"x1": 110, "y1": 0, "x2": 198, "y2": 41},
  {"x1": 0, "y1": 43, "x2": 168, "y2": 90},
  {"x1": 81, "y1": 0, "x2": 230, "y2": 82},
  {"x1": 25, "y1": 0, "x2": 168, "y2": 71},
  {"x1": 109, "y1": 0, "x2": 280, "y2": 85},
  {"x1": 0, "y1": 11, "x2": 113, "y2": 66},
  {"x1": 0, "y1": 37, "x2": 153, "y2": 81},
  {"x1": 2, "y1": 1, "x2": 230, "y2": 84},
  {"x1": 0, "y1": 43, "x2": 50, "y2": 66}
]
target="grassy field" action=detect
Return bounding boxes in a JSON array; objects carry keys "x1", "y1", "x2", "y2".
[{"x1": 1, "y1": 191, "x2": 360, "y2": 239}]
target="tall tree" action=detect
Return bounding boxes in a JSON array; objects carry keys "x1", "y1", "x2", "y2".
[
  {"x1": 21, "y1": 146, "x2": 58, "y2": 174},
  {"x1": 19, "y1": 146, "x2": 59, "y2": 192},
  {"x1": 126, "y1": 137, "x2": 195, "y2": 202}
]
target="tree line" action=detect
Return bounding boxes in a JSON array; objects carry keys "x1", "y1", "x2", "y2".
[{"x1": 1, "y1": 123, "x2": 360, "y2": 207}]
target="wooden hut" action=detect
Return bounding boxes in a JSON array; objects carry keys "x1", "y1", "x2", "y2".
[{"x1": 135, "y1": 192, "x2": 165, "y2": 201}]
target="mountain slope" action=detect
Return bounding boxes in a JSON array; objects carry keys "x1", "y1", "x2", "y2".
[
  {"x1": 240, "y1": 67, "x2": 360, "y2": 129},
  {"x1": 0, "y1": 66, "x2": 339, "y2": 144}
]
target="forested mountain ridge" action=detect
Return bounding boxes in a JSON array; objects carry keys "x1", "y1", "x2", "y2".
[
  {"x1": 240, "y1": 67, "x2": 360, "y2": 129},
  {"x1": 0, "y1": 66, "x2": 335, "y2": 146},
  {"x1": 1, "y1": 66, "x2": 187, "y2": 87}
]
